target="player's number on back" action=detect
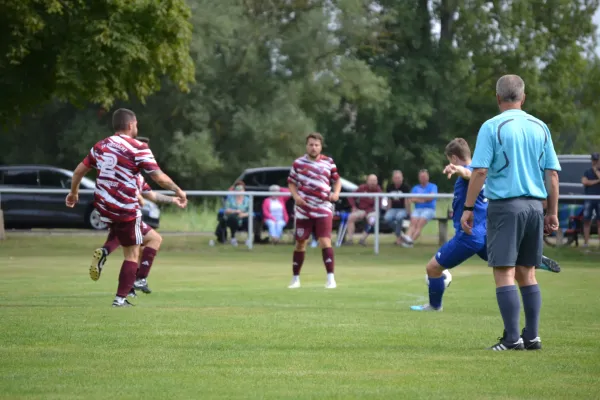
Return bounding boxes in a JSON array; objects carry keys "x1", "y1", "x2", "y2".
[{"x1": 99, "y1": 154, "x2": 117, "y2": 178}]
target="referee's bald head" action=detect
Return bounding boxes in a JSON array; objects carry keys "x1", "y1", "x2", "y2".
[{"x1": 496, "y1": 75, "x2": 525, "y2": 104}]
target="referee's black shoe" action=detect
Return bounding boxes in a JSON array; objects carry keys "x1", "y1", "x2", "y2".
[
  {"x1": 521, "y1": 328, "x2": 542, "y2": 350},
  {"x1": 487, "y1": 331, "x2": 525, "y2": 351}
]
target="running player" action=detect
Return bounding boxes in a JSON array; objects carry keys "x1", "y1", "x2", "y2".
[
  {"x1": 66, "y1": 108, "x2": 186, "y2": 307},
  {"x1": 411, "y1": 138, "x2": 560, "y2": 311},
  {"x1": 88, "y1": 136, "x2": 186, "y2": 297},
  {"x1": 288, "y1": 132, "x2": 341, "y2": 289},
  {"x1": 90, "y1": 173, "x2": 187, "y2": 297}
]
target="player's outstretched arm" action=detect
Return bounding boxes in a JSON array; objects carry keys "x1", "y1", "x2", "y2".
[
  {"x1": 148, "y1": 170, "x2": 186, "y2": 204},
  {"x1": 66, "y1": 162, "x2": 92, "y2": 208},
  {"x1": 443, "y1": 164, "x2": 471, "y2": 180},
  {"x1": 142, "y1": 191, "x2": 187, "y2": 208}
]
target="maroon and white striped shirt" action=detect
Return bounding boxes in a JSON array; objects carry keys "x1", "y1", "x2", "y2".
[
  {"x1": 136, "y1": 175, "x2": 152, "y2": 194},
  {"x1": 83, "y1": 135, "x2": 160, "y2": 222},
  {"x1": 288, "y1": 155, "x2": 340, "y2": 219}
]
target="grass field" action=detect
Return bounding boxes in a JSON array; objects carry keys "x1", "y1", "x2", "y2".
[{"x1": 1, "y1": 235, "x2": 599, "y2": 399}]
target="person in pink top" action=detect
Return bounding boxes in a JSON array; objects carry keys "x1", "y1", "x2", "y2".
[{"x1": 262, "y1": 185, "x2": 290, "y2": 244}]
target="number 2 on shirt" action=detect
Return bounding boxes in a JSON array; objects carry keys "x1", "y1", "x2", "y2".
[{"x1": 99, "y1": 154, "x2": 117, "y2": 179}]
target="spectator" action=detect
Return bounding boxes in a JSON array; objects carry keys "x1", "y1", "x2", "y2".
[
  {"x1": 223, "y1": 181, "x2": 250, "y2": 246},
  {"x1": 402, "y1": 169, "x2": 438, "y2": 247},
  {"x1": 384, "y1": 170, "x2": 411, "y2": 245},
  {"x1": 346, "y1": 174, "x2": 382, "y2": 245},
  {"x1": 262, "y1": 184, "x2": 290, "y2": 244},
  {"x1": 582, "y1": 152, "x2": 600, "y2": 247}
]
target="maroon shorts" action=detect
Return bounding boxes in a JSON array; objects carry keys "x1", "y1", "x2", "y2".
[
  {"x1": 107, "y1": 217, "x2": 151, "y2": 247},
  {"x1": 295, "y1": 216, "x2": 333, "y2": 241}
]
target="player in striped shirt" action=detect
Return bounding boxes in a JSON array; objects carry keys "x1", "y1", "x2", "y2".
[
  {"x1": 287, "y1": 132, "x2": 341, "y2": 289},
  {"x1": 66, "y1": 108, "x2": 186, "y2": 307},
  {"x1": 90, "y1": 172, "x2": 187, "y2": 298}
]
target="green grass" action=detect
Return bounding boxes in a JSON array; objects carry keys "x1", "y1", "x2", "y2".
[
  {"x1": 1, "y1": 235, "x2": 599, "y2": 399},
  {"x1": 158, "y1": 202, "x2": 221, "y2": 232}
]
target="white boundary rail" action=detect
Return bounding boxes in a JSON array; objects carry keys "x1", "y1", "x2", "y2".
[{"x1": 1, "y1": 188, "x2": 599, "y2": 254}]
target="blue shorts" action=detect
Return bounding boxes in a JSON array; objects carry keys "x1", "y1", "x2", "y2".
[
  {"x1": 412, "y1": 208, "x2": 436, "y2": 220},
  {"x1": 435, "y1": 231, "x2": 487, "y2": 269}
]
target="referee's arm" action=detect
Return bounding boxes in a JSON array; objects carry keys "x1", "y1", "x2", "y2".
[{"x1": 543, "y1": 129, "x2": 561, "y2": 232}]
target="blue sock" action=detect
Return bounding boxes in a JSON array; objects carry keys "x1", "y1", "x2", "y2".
[
  {"x1": 496, "y1": 285, "x2": 521, "y2": 343},
  {"x1": 428, "y1": 276, "x2": 445, "y2": 309},
  {"x1": 520, "y1": 284, "x2": 541, "y2": 340}
]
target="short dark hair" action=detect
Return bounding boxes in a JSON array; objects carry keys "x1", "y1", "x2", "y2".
[
  {"x1": 306, "y1": 132, "x2": 324, "y2": 144},
  {"x1": 445, "y1": 138, "x2": 471, "y2": 161},
  {"x1": 112, "y1": 108, "x2": 136, "y2": 131}
]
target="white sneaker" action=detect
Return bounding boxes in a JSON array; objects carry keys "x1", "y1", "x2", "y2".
[
  {"x1": 401, "y1": 242, "x2": 414, "y2": 248},
  {"x1": 231, "y1": 238, "x2": 238, "y2": 247},
  {"x1": 288, "y1": 279, "x2": 301, "y2": 289},
  {"x1": 410, "y1": 303, "x2": 442, "y2": 311},
  {"x1": 311, "y1": 240, "x2": 318, "y2": 248},
  {"x1": 401, "y1": 234, "x2": 414, "y2": 244},
  {"x1": 325, "y1": 280, "x2": 337, "y2": 289}
]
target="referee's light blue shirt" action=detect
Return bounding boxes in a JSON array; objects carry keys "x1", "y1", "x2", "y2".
[{"x1": 471, "y1": 109, "x2": 561, "y2": 200}]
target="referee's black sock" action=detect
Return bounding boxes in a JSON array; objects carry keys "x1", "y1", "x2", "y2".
[
  {"x1": 520, "y1": 284, "x2": 541, "y2": 340},
  {"x1": 496, "y1": 285, "x2": 521, "y2": 343}
]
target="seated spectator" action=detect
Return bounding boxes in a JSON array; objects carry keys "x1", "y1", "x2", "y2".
[
  {"x1": 582, "y1": 152, "x2": 600, "y2": 247},
  {"x1": 223, "y1": 181, "x2": 250, "y2": 246},
  {"x1": 262, "y1": 185, "x2": 290, "y2": 244},
  {"x1": 346, "y1": 174, "x2": 382, "y2": 245},
  {"x1": 384, "y1": 170, "x2": 411, "y2": 245},
  {"x1": 402, "y1": 169, "x2": 437, "y2": 247}
]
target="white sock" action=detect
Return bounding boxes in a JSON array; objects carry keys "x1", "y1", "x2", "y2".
[
  {"x1": 327, "y1": 273, "x2": 335, "y2": 282},
  {"x1": 115, "y1": 296, "x2": 125, "y2": 303},
  {"x1": 292, "y1": 275, "x2": 299, "y2": 282}
]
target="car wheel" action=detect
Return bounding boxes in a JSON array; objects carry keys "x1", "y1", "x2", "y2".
[{"x1": 87, "y1": 208, "x2": 107, "y2": 230}]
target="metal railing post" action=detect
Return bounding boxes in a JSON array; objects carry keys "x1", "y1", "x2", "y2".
[
  {"x1": 374, "y1": 197, "x2": 380, "y2": 255},
  {"x1": 247, "y1": 194, "x2": 254, "y2": 250}
]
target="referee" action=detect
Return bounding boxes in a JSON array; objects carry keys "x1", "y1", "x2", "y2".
[{"x1": 461, "y1": 75, "x2": 561, "y2": 351}]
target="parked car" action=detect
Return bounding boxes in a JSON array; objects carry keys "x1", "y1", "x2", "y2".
[
  {"x1": 556, "y1": 154, "x2": 587, "y2": 198},
  {"x1": 231, "y1": 166, "x2": 393, "y2": 233},
  {"x1": 0, "y1": 165, "x2": 160, "y2": 230}
]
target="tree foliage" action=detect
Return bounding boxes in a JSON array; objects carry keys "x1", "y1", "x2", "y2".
[
  {"x1": 0, "y1": 0, "x2": 195, "y2": 124},
  {"x1": 2, "y1": 0, "x2": 600, "y2": 192}
]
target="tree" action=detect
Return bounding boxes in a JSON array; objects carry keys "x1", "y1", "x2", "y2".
[
  {"x1": 319, "y1": 0, "x2": 600, "y2": 189},
  {"x1": 3, "y1": 0, "x2": 600, "y2": 193},
  {"x1": 0, "y1": 0, "x2": 195, "y2": 125}
]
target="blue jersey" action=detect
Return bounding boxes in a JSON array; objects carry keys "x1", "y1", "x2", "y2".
[
  {"x1": 452, "y1": 166, "x2": 487, "y2": 236},
  {"x1": 471, "y1": 109, "x2": 561, "y2": 200}
]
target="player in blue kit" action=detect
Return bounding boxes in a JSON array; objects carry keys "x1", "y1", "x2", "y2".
[{"x1": 411, "y1": 138, "x2": 560, "y2": 312}]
